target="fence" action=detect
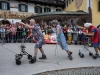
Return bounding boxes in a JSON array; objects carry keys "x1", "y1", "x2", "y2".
[
  {"x1": 0, "y1": 31, "x2": 33, "y2": 43},
  {"x1": 0, "y1": 31, "x2": 88, "y2": 45},
  {"x1": 34, "y1": 67, "x2": 100, "y2": 75}
]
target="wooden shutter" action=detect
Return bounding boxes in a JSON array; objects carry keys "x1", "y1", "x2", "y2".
[
  {"x1": 49, "y1": 8, "x2": 51, "y2": 12},
  {"x1": 25, "y1": 5, "x2": 28, "y2": 12},
  {"x1": 98, "y1": 1, "x2": 100, "y2": 11},
  {"x1": 18, "y1": 4, "x2": 21, "y2": 11},
  {"x1": 7, "y1": 2, "x2": 10, "y2": 10},
  {"x1": 44, "y1": 7, "x2": 46, "y2": 12},
  {"x1": 0, "y1": 1, "x2": 1, "y2": 9},
  {"x1": 40, "y1": 7, "x2": 42, "y2": 13},
  {"x1": 35, "y1": 6, "x2": 37, "y2": 13}
]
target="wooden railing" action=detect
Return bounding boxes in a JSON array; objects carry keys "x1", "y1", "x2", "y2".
[
  {"x1": 0, "y1": 10, "x2": 33, "y2": 20},
  {"x1": 17, "y1": 0, "x2": 65, "y2": 7}
]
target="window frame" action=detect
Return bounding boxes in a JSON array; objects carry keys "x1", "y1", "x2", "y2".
[
  {"x1": 18, "y1": 4, "x2": 28, "y2": 12},
  {"x1": 56, "y1": 9, "x2": 62, "y2": 11},
  {"x1": 0, "y1": 1, "x2": 10, "y2": 10},
  {"x1": 44, "y1": 7, "x2": 51, "y2": 12},
  {"x1": 35, "y1": 6, "x2": 42, "y2": 13}
]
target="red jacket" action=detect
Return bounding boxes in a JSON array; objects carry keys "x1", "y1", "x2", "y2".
[{"x1": 88, "y1": 26, "x2": 100, "y2": 44}]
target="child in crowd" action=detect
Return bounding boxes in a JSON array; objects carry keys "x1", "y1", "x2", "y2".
[
  {"x1": 0, "y1": 25, "x2": 5, "y2": 43},
  {"x1": 67, "y1": 26, "x2": 73, "y2": 45}
]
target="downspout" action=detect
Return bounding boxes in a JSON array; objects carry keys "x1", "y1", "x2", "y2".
[{"x1": 88, "y1": 0, "x2": 92, "y2": 23}]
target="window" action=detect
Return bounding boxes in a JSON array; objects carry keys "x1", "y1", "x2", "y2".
[
  {"x1": 98, "y1": 1, "x2": 100, "y2": 11},
  {"x1": 66, "y1": 1, "x2": 68, "y2": 7},
  {"x1": 59, "y1": 0, "x2": 64, "y2": 1},
  {"x1": 56, "y1": 9, "x2": 62, "y2": 11},
  {"x1": 18, "y1": 4, "x2": 28, "y2": 12},
  {"x1": 0, "y1": 1, "x2": 10, "y2": 10},
  {"x1": 35, "y1": 6, "x2": 42, "y2": 13},
  {"x1": 69, "y1": 0, "x2": 72, "y2": 4},
  {"x1": 44, "y1": 7, "x2": 51, "y2": 12}
]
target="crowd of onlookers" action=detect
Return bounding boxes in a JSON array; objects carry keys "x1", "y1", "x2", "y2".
[
  {"x1": 0, "y1": 22, "x2": 87, "y2": 44},
  {"x1": 0, "y1": 23, "x2": 32, "y2": 43},
  {"x1": 1, "y1": 21, "x2": 100, "y2": 45}
]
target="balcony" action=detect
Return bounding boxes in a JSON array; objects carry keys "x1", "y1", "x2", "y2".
[
  {"x1": 0, "y1": 10, "x2": 33, "y2": 20},
  {"x1": 15, "y1": 0, "x2": 65, "y2": 8}
]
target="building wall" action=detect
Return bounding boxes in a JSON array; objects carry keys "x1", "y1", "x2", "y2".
[
  {"x1": 0, "y1": 0, "x2": 63, "y2": 23},
  {"x1": 10, "y1": 1, "x2": 19, "y2": 12},
  {"x1": 92, "y1": 0, "x2": 100, "y2": 26},
  {"x1": 64, "y1": 0, "x2": 100, "y2": 26},
  {"x1": 64, "y1": 0, "x2": 87, "y2": 12}
]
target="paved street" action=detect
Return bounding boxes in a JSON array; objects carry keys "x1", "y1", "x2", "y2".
[{"x1": 0, "y1": 43, "x2": 100, "y2": 75}]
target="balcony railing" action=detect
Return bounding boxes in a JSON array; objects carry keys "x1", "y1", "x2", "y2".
[
  {"x1": 0, "y1": 10, "x2": 33, "y2": 20},
  {"x1": 16, "y1": 0, "x2": 65, "y2": 7}
]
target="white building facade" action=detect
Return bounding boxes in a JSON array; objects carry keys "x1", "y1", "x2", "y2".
[{"x1": 0, "y1": 0, "x2": 64, "y2": 24}]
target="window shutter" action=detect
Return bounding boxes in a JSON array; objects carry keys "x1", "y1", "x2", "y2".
[
  {"x1": 35, "y1": 6, "x2": 37, "y2": 13},
  {"x1": 18, "y1": 4, "x2": 21, "y2": 11},
  {"x1": 98, "y1": 1, "x2": 100, "y2": 11},
  {"x1": 44, "y1": 8, "x2": 46, "y2": 12},
  {"x1": 67, "y1": 1, "x2": 68, "y2": 7},
  {"x1": 0, "y1": 1, "x2": 1, "y2": 9},
  {"x1": 7, "y1": 2, "x2": 10, "y2": 10},
  {"x1": 49, "y1": 8, "x2": 51, "y2": 12},
  {"x1": 40, "y1": 7, "x2": 42, "y2": 13},
  {"x1": 25, "y1": 5, "x2": 28, "y2": 12}
]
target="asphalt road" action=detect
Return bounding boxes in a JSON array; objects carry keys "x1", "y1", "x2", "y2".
[{"x1": 0, "y1": 43, "x2": 100, "y2": 75}]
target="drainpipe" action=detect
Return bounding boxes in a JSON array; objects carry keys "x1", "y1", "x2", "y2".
[{"x1": 88, "y1": 0, "x2": 92, "y2": 23}]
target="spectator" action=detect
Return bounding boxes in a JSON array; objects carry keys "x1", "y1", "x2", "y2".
[
  {"x1": 27, "y1": 29, "x2": 32, "y2": 43},
  {"x1": 0, "y1": 25, "x2": 5, "y2": 43},
  {"x1": 22, "y1": 25, "x2": 27, "y2": 39},
  {"x1": 67, "y1": 26, "x2": 73, "y2": 44},
  {"x1": 78, "y1": 28, "x2": 83, "y2": 44},
  {"x1": 17, "y1": 25, "x2": 22, "y2": 42},
  {"x1": 10, "y1": 24, "x2": 17, "y2": 43},
  {"x1": 63, "y1": 25, "x2": 68, "y2": 41},
  {"x1": 5, "y1": 24, "x2": 10, "y2": 43},
  {"x1": 44, "y1": 25, "x2": 48, "y2": 34}
]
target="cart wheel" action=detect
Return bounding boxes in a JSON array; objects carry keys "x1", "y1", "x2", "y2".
[
  {"x1": 79, "y1": 42, "x2": 82, "y2": 45},
  {"x1": 29, "y1": 57, "x2": 36, "y2": 63},
  {"x1": 93, "y1": 55, "x2": 97, "y2": 59},
  {"x1": 16, "y1": 60, "x2": 21, "y2": 65},
  {"x1": 28, "y1": 55, "x2": 32, "y2": 59},
  {"x1": 29, "y1": 59, "x2": 35, "y2": 63},
  {"x1": 75, "y1": 41, "x2": 77, "y2": 45},
  {"x1": 80, "y1": 54, "x2": 84, "y2": 58},
  {"x1": 89, "y1": 52, "x2": 93, "y2": 56},
  {"x1": 78, "y1": 52, "x2": 81, "y2": 56}
]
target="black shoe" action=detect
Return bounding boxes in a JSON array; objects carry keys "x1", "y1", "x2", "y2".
[
  {"x1": 68, "y1": 52, "x2": 73, "y2": 60},
  {"x1": 95, "y1": 53, "x2": 99, "y2": 58},
  {"x1": 68, "y1": 52, "x2": 72, "y2": 57},
  {"x1": 39, "y1": 55, "x2": 47, "y2": 59},
  {"x1": 29, "y1": 57, "x2": 36, "y2": 63}
]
